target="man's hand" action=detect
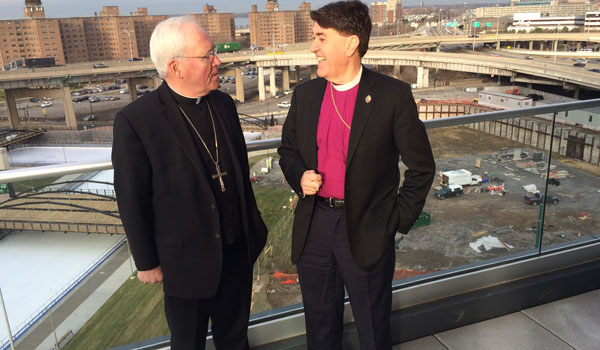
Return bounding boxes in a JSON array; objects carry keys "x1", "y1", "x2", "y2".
[
  {"x1": 137, "y1": 266, "x2": 163, "y2": 284},
  {"x1": 300, "y1": 170, "x2": 322, "y2": 196}
]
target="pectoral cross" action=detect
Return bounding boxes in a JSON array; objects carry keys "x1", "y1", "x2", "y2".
[{"x1": 212, "y1": 163, "x2": 228, "y2": 192}]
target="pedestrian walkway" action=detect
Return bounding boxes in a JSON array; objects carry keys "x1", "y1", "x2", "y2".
[{"x1": 394, "y1": 289, "x2": 600, "y2": 350}]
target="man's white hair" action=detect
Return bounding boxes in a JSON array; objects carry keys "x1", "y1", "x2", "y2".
[{"x1": 150, "y1": 16, "x2": 201, "y2": 79}]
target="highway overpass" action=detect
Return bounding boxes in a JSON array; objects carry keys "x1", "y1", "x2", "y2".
[{"x1": 1, "y1": 33, "x2": 599, "y2": 129}]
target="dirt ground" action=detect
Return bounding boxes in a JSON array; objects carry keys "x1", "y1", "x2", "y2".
[{"x1": 253, "y1": 125, "x2": 600, "y2": 312}]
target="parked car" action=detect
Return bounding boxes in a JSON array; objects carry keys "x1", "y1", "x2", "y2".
[
  {"x1": 119, "y1": 89, "x2": 129, "y2": 94},
  {"x1": 40, "y1": 101, "x2": 52, "y2": 108},
  {"x1": 284, "y1": 89, "x2": 294, "y2": 95},
  {"x1": 88, "y1": 96, "x2": 101, "y2": 103},
  {"x1": 277, "y1": 101, "x2": 291, "y2": 108},
  {"x1": 93, "y1": 63, "x2": 108, "y2": 69},
  {"x1": 524, "y1": 192, "x2": 559, "y2": 205},
  {"x1": 29, "y1": 97, "x2": 40, "y2": 103},
  {"x1": 137, "y1": 89, "x2": 150, "y2": 95},
  {"x1": 138, "y1": 85, "x2": 148, "y2": 90},
  {"x1": 71, "y1": 91, "x2": 82, "y2": 96},
  {"x1": 106, "y1": 85, "x2": 120, "y2": 90},
  {"x1": 83, "y1": 114, "x2": 96, "y2": 121},
  {"x1": 274, "y1": 93, "x2": 284, "y2": 99},
  {"x1": 433, "y1": 185, "x2": 463, "y2": 200}
]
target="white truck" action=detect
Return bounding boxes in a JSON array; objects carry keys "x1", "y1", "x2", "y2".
[{"x1": 441, "y1": 169, "x2": 482, "y2": 186}]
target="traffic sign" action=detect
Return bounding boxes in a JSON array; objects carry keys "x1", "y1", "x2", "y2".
[
  {"x1": 486, "y1": 22, "x2": 492, "y2": 27},
  {"x1": 473, "y1": 22, "x2": 480, "y2": 28}
]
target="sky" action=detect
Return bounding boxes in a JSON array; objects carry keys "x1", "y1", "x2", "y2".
[{"x1": 0, "y1": 0, "x2": 503, "y2": 20}]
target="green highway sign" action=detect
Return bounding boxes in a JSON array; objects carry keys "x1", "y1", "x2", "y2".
[
  {"x1": 473, "y1": 22, "x2": 480, "y2": 28},
  {"x1": 486, "y1": 22, "x2": 492, "y2": 27}
]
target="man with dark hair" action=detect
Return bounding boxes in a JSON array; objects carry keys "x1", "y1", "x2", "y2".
[{"x1": 278, "y1": 1, "x2": 435, "y2": 349}]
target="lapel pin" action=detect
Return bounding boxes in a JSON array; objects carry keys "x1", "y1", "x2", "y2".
[{"x1": 365, "y1": 95, "x2": 372, "y2": 104}]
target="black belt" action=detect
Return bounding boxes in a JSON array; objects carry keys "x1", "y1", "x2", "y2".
[{"x1": 317, "y1": 196, "x2": 345, "y2": 209}]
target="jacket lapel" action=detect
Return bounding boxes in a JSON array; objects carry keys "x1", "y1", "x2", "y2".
[
  {"x1": 156, "y1": 83, "x2": 209, "y2": 178},
  {"x1": 305, "y1": 78, "x2": 327, "y2": 169},
  {"x1": 346, "y1": 67, "x2": 376, "y2": 170}
]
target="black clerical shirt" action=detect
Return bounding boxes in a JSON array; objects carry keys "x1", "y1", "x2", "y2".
[{"x1": 167, "y1": 85, "x2": 243, "y2": 245}]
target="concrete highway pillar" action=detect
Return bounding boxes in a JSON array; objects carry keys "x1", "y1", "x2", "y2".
[
  {"x1": 282, "y1": 66, "x2": 290, "y2": 92},
  {"x1": 235, "y1": 66, "x2": 245, "y2": 103},
  {"x1": 61, "y1": 86, "x2": 77, "y2": 130},
  {"x1": 417, "y1": 67, "x2": 429, "y2": 88},
  {"x1": 527, "y1": 83, "x2": 533, "y2": 89},
  {"x1": 553, "y1": 40, "x2": 558, "y2": 52},
  {"x1": 270, "y1": 68, "x2": 277, "y2": 97},
  {"x1": 496, "y1": 41, "x2": 500, "y2": 50},
  {"x1": 393, "y1": 65, "x2": 401, "y2": 79},
  {"x1": 540, "y1": 42, "x2": 544, "y2": 51},
  {"x1": 0, "y1": 148, "x2": 9, "y2": 171},
  {"x1": 293, "y1": 66, "x2": 300, "y2": 83},
  {"x1": 258, "y1": 67, "x2": 265, "y2": 101},
  {"x1": 436, "y1": 44, "x2": 441, "y2": 53},
  {"x1": 529, "y1": 41, "x2": 534, "y2": 50},
  {"x1": 576, "y1": 42, "x2": 582, "y2": 51},
  {"x1": 498, "y1": 75, "x2": 502, "y2": 85},
  {"x1": 4, "y1": 89, "x2": 21, "y2": 129},
  {"x1": 573, "y1": 88, "x2": 580, "y2": 100},
  {"x1": 310, "y1": 66, "x2": 317, "y2": 80}
]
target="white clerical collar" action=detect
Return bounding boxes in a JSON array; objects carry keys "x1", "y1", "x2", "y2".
[
  {"x1": 331, "y1": 65, "x2": 363, "y2": 92},
  {"x1": 166, "y1": 82, "x2": 202, "y2": 104}
]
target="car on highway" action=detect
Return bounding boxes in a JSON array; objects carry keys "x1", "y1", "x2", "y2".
[
  {"x1": 93, "y1": 63, "x2": 108, "y2": 69},
  {"x1": 126, "y1": 57, "x2": 143, "y2": 62},
  {"x1": 590, "y1": 68, "x2": 600, "y2": 73},
  {"x1": 525, "y1": 55, "x2": 533, "y2": 60},
  {"x1": 573, "y1": 62, "x2": 586, "y2": 68},
  {"x1": 88, "y1": 96, "x2": 101, "y2": 103},
  {"x1": 433, "y1": 185, "x2": 463, "y2": 200},
  {"x1": 524, "y1": 192, "x2": 559, "y2": 205},
  {"x1": 277, "y1": 101, "x2": 291, "y2": 108},
  {"x1": 83, "y1": 114, "x2": 96, "y2": 121},
  {"x1": 40, "y1": 101, "x2": 52, "y2": 108}
]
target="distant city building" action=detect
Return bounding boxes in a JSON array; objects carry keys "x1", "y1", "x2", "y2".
[
  {"x1": 248, "y1": 1, "x2": 312, "y2": 49},
  {"x1": 475, "y1": 2, "x2": 599, "y2": 17},
  {"x1": 370, "y1": 0, "x2": 403, "y2": 24},
  {"x1": 509, "y1": 12, "x2": 585, "y2": 32},
  {"x1": 0, "y1": 1, "x2": 235, "y2": 68},
  {"x1": 584, "y1": 11, "x2": 600, "y2": 30}
]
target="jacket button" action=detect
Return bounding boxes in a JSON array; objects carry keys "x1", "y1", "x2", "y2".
[
  {"x1": 210, "y1": 203, "x2": 216, "y2": 210},
  {"x1": 215, "y1": 232, "x2": 221, "y2": 239}
]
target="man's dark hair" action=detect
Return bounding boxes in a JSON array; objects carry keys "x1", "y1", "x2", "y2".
[{"x1": 310, "y1": 1, "x2": 371, "y2": 57}]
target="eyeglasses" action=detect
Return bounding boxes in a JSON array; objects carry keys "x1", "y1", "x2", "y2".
[{"x1": 175, "y1": 46, "x2": 218, "y2": 61}]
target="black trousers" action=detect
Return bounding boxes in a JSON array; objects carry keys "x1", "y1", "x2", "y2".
[
  {"x1": 297, "y1": 201, "x2": 395, "y2": 350},
  {"x1": 164, "y1": 240, "x2": 252, "y2": 350}
]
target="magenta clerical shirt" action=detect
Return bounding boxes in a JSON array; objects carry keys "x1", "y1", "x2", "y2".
[{"x1": 316, "y1": 74, "x2": 361, "y2": 199}]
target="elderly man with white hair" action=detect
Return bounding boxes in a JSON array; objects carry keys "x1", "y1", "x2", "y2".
[{"x1": 112, "y1": 16, "x2": 267, "y2": 350}]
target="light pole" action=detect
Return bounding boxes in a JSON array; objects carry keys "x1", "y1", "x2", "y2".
[
  {"x1": 0, "y1": 286, "x2": 15, "y2": 350},
  {"x1": 123, "y1": 29, "x2": 133, "y2": 61}
]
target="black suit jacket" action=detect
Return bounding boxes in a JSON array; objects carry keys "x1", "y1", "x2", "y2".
[
  {"x1": 278, "y1": 68, "x2": 435, "y2": 272},
  {"x1": 112, "y1": 82, "x2": 267, "y2": 298}
]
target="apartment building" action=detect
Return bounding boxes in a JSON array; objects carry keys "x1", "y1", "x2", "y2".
[
  {"x1": 249, "y1": 0, "x2": 313, "y2": 48},
  {"x1": 370, "y1": 0, "x2": 403, "y2": 24},
  {"x1": 1, "y1": 1, "x2": 235, "y2": 67}
]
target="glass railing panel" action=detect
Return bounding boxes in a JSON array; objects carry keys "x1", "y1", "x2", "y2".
[
  {"x1": 539, "y1": 108, "x2": 600, "y2": 249},
  {"x1": 0, "y1": 171, "x2": 131, "y2": 350},
  {"x1": 394, "y1": 118, "x2": 543, "y2": 282}
]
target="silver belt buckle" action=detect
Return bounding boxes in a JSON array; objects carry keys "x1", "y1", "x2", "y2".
[{"x1": 328, "y1": 197, "x2": 334, "y2": 207}]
